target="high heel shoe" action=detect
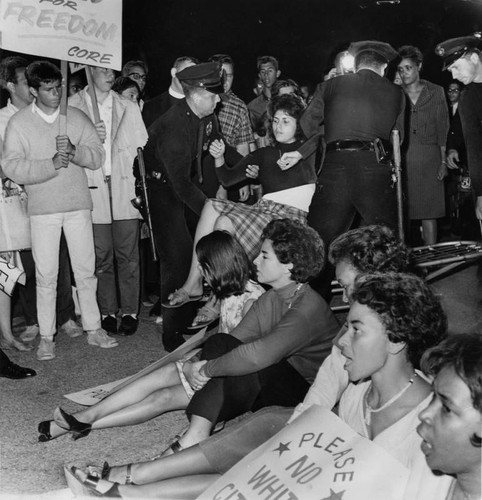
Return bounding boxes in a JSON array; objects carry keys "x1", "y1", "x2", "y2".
[
  {"x1": 38, "y1": 420, "x2": 54, "y2": 442},
  {"x1": 54, "y1": 407, "x2": 92, "y2": 440}
]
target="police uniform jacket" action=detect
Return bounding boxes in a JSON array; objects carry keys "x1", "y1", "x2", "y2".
[
  {"x1": 455, "y1": 83, "x2": 482, "y2": 196},
  {"x1": 143, "y1": 99, "x2": 219, "y2": 217},
  {"x1": 300, "y1": 69, "x2": 405, "y2": 145}
]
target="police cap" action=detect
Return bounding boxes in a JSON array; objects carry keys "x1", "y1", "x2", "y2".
[
  {"x1": 435, "y1": 34, "x2": 482, "y2": 70},
  {"x1": 348, "y1": 40, "x2": 398, "y2": 62},
  {"x1": 177, "y1": 62, "x2": 224, "y2": 95}
]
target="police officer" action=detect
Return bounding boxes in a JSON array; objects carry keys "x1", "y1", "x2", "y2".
[
  {"x1": 278, "y1": 41, "x2": 405, "y2": 297},
  {"x1": 142, "y1": 62, "x2": 224, "y2": 350},
  {"x1": 435, "y1": 34, "x2": 482, "y2": 221}
]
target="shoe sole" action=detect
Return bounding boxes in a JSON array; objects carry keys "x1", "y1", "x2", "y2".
[
  {"x1": 37, "y1": 353, "x2": 55, "y2": 361},
  {"x1": 87, "y1": 338, "x2": 119, "y2": 348}
]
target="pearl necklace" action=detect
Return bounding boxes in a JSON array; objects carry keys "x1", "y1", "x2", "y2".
[{"x1": 364, "y1": 372, "x2": 418, "y2": 426}]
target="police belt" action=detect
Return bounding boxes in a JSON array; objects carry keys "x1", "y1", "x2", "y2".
[{"x1": 326, "y1": 140, "x2": 380, "y2": 153}]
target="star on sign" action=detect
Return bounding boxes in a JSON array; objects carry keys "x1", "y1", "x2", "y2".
[
  {"x1": 273, "y1": 441, "x2": 291, "y2": 456},
  {"x1": 320, "y1": 489, "x2": 345, "y2": 500}
]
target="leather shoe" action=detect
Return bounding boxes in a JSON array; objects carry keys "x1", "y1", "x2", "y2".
[
  {"x1": 101, "y1": 315, "x2": 117, "y2": 334},
  {"x1": 0, "y1": 360, "x2": 36, "y2": 379},
  {"x1": 117, "y1": 315, "x2": 138, "y2": 336}
]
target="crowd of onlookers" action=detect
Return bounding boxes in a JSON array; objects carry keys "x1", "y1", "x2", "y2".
[{"x1": 0, "y1": 36, "x2": 481, "y2": 500}]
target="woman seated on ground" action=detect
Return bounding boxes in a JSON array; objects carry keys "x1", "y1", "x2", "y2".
[
  {"x1": 37, "y1": 231, "x2": 265, "y2": 442},
  {"x1": 67, "y1": 272, "x2": 448, "y2": 500},
  {"x1": 416, "y1": 333, "x2": 481, "y2": 500},
  {"x1": 165, "y1": 93, "x2": 316, "y2": 308},
  {"x1": 41, "y1": 220, "x2": 338, "y2": 453}
]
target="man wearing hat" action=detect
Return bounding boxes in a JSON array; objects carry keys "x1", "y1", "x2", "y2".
[
  {"x1": 278, "y1": 40, "x2": 405, "y2": 298},
  {"x1": 436, "y1": 34, "x2": 482, "y2": 220},
  {"x1": 142, "y1": 61, "x2": 224, "y2": 350}
]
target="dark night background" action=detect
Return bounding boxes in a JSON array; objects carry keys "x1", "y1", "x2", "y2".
[
  {"x1": 121, "y1": 0, "x2": 482, "y2": 101},
  {"x1": 1, "y1": 0, "x2": 482, "y2": 101}
]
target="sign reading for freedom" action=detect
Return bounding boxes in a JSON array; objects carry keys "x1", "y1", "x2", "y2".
[{"x1": 0, "y1": 0, "x2": 122, "y2": 70}]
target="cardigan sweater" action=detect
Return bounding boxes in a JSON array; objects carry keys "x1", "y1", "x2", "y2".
[{"x1": 2, "y1": 104, "x2": 104, "y2": 216}]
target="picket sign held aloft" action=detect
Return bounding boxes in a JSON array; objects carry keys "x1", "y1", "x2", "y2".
[{"x1": 0, "y1": 0, "x2": 122, "y2": 70}]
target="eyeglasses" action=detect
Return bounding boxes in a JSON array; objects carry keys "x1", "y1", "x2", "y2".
[
  {"x1": 447, "y1": 89, "x2": 460, "y2": 93},
  {"x1": 128, "y1": 72, "x2": 147, "y2": 82}
]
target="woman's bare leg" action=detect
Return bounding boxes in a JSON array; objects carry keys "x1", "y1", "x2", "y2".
[
  {"x1": 90, "y1": 385, "x2": 189, "y2": 430},
  {"x1": 119, "y1": 475, "x2": 219, "y2": 499},
  {"x1": 108, "y1": 442, "x2": 216, "y2": 484},
  {"x1": 168, "y1": 201, "x2": 235, "y2": 304},
  {"x1": 48, "y1": 363, "x2": 183, "y2": 439},
  {"x1": 0, "y1": 291, "x2": 31, "y2": 351},
  {"x1": 170, "y1": 415, "x2": 213, "y2": 454}
]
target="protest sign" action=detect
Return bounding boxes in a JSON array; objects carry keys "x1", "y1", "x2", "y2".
[
  {"x1": 0, "y1": 0, "x2": 122, "y2": 70},
  {"x1": 65, "y1": 329, "x2": 207, "y2": 406},
  {"x1": 198, "y1": 406, "x2": 409, "y2": 500}
]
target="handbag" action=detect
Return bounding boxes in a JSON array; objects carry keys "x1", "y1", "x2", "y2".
[{"x1": 0, "y1": 179, "x2": 31, "y2": 251}]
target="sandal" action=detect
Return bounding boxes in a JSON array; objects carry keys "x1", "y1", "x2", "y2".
[
  {"x1": 162, "y1": 288, "x2": 203, "y2": 308},
  {"x1": 87, "y1": 462, "x2": 135, "y2": 485},
  {"x1": 64, "y1": 466, "x2": 121, "y2": 497},
  {"x1": 186, "y1": 303, "x2": 220, "y2": 330}
]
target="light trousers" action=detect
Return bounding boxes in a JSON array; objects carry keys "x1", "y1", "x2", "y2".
[{"x1": 30, "y1": 210, "x2": 101, "y2": 337}]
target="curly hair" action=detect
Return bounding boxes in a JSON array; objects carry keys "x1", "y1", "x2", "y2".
[
  {"x1": 267, "y1": 94, "x2": 306, "y2": 144},
  {"x1": 422, "y1": 333, "x2": 482, "y2": 413},
  {"x1": 398, "y1": 45, "x2": 423, "y2": 66},
  {"x1": 196, "y1": 231, "x2": 253, "y2": 300},
  {"x1": 328, "y1": 225, "x2": 410, "y2": 274},
  {"x1": 0, "y1": 56, "x2": 29, "y2": 89},
  {"x1": 262, "y1": 219, "x2": 324, "y2": 283},
  {"x1": 352, "y1": 273, "x2": 447, "y2": 369}
]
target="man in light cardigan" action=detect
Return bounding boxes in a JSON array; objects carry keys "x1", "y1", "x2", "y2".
[{"x1": 2, "y1": 61, "x2": 118, "y2": 360}]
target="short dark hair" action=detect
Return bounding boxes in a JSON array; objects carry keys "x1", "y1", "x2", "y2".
[
  {"x1": 352, "y1": 272, "x2": 447, "y2": 369},
  {"x1": 355, "y1": 50, "x2": 387, "y2": 70},
  {"x1": 257, "y1": 55, "x2": 279, "y2": 72},
  {"x1": 262, "y1": 219, "x2": 324, "y2": 283},
  {"x1": 112, "y1": 76, "x2": 140, "y2": 96},
  {"x1": 122, "y1": 60, "x2": 148, "y2": 76},
  {"x1": 0, "y1": 56, "x2": 29, "y2": 89},
  {"x1": 25, "y1": 61, "x2": 62, "y2": 90},
  {"x1": 422, "y1": 333, "x2": 482, "y2": 447},
  {"x1": 422, "y1": 333, "x2": 482, "y2": 414},
  {"x1": 208, "y1": 54, "x2": 234, "y2": 68},
  {"x1": 271, "y1": 79, "x2": 304, "y2": 100},
  {"x1": 196, "y1": 231, "x2": 253, "y2": 300},
  {"x1": 328, "y1": 225, "x2": 410, "y2": 273},
  {"x1": 267, "y1": 94, "x2": 306, "y2": 143},
  {"x1": 398, "y1": 45, "x2": 423, "y2": 65},
  {"x1": 173, "y1": 56, "x2": 199, "y2": 71}
]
